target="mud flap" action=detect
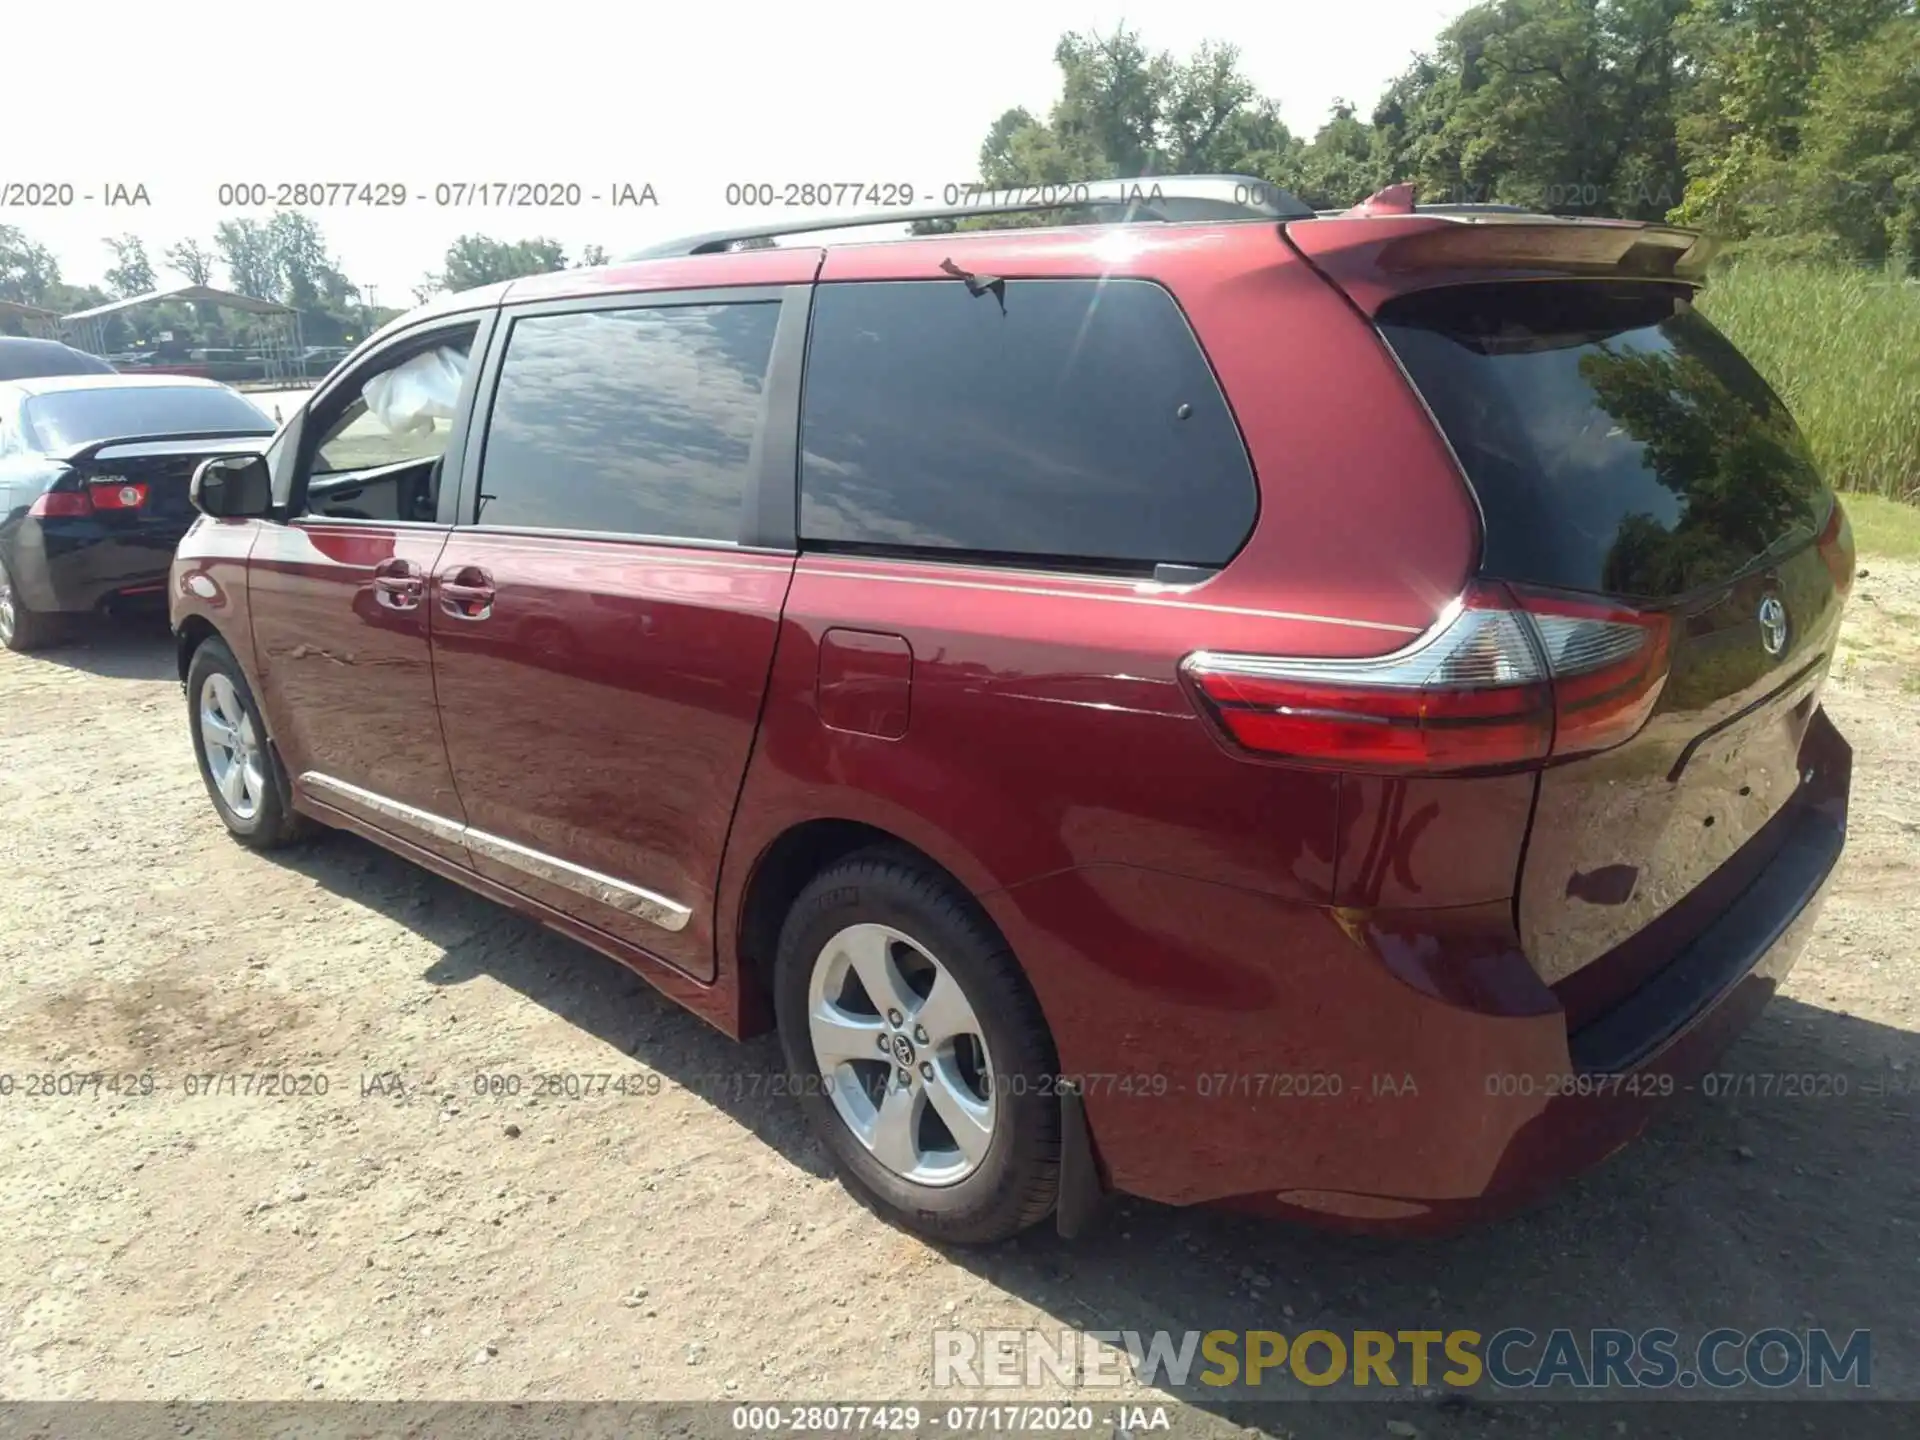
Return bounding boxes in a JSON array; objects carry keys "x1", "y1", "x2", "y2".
[{"x1": 1055, "y1": 1080, "x2": 1106, "y2": 1239}]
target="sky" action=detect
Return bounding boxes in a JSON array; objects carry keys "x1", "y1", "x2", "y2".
[{"x1": 7, "y1": 0, "x2": 1471, "y2": 306}]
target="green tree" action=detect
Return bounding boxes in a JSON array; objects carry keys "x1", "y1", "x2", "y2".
[
  {"x1": 262, "y1": 212, "x2": 362, "y2": 344},
  {"x1": 954, "y1": 3, "x2": 1914, "y2": 261},
  {"x1": 1602, "y1": 0, "x2": 1692, "y2": 216},
  {"x1": 1004, "y1": 29, "x2": 1302, "y2": 177},
  {"x1": 102, "y1": 234, "x2": 156, "y2": 298},
  {"x1": 164, "y1": 238, "x2": 217, "y2": 287},
  {"x1": 427, "y1": 235, "x2": 569, "y2": 293},
  {"x1": 214, "y1": 219, "x2": 279, "y2": 300},
  {"x1": 266, "y1": 212, "x2": 336, "y2": 310},
  {"x1": 1370, "y1": 58, "x2": 1451, "y2": 195},
  {"x1": 926, "y1": 27, "x2": 1303, "y2": 231},
  {"x1": 1288, "y1": 101, "x2": 1389, "y2": 209},
  {"x1": 206, "y1": 213, "x2": 367, "y2": 343},
  {"x1": 0, "y1": 225, "x2": 62, "y2": 306},
  {"x1": 159, "y1": 239, "x2": 224, "y2": 342},
  {"x1": 949, "y1": 7, "x2": 1702, "y2": 222},
  {"x1": 1671, "y1": 0, "x2": 1914, "y2": 236},
  {"x1": 575, "y1": 243, "x2": 610, "y2": 267},
  {"x1": 1377, "y1": 0, "x2": 1688, "y2": 217},
  {"x1": 1770, "y1": 15, "x2": 1920, "y2": 271}
]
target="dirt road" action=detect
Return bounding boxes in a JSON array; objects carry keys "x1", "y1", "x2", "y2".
[{"x1": 1, "y1": 564, "x2": 1916, "y2": 1436}]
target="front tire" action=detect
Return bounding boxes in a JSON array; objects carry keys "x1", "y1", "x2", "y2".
[
  {"x1": 186, "y1": 636, "x2": 309, "y2": 849},
  {"x1": 0, "y1": 557, "x2": 65, "y2": 653},
  {"x1": 775, "y1": 849, "x2": 1060, "y2": 1244}
]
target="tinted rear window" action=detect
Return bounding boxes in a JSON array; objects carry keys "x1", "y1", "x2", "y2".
[
  {"x1": 799, "y1": 278, "x2": 1256, "y2": 572},
  {"x1": 1377, "y1": 282, "x2": 1830, "y2": 600},
  {"x1": 22, "y1": 386, "x2": 272, "y2": 450}
]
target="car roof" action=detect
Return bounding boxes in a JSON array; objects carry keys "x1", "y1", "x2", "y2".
[
  {"x1": 0, "y1": 336, "x2": 93, "y2": 353},
  {"x1": 8, "y1": 372, "x2": 236, "y2": 398},
  {"x1": 380, "y1": 183, "x2": 1693, "y2": 331},
  {"x1": 614, "y1": 176, "x2": 1640, "y2": 265},
  {"x1": 480, "y1": 212, "x2": 1655, "y2": 312},
  {"x1": 0, "y1": 336, "x2": 118, "y2": 380}
]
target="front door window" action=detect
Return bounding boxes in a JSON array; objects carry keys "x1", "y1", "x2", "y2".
[{"x1": 300, "y1": 327, "x2": 478, "y2": 522}]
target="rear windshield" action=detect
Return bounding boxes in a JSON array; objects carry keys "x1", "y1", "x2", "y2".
[
  {"x1": 22, "y1": 386, "x2": 274, "y2": 451},
  {"x1": 1376, "y1": 282, "x2": 1831, "y2": 600}
]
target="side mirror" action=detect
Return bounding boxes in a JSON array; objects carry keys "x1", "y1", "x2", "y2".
[{"x1": 190, "y1": 454, "x2": 272, "y2": 518}]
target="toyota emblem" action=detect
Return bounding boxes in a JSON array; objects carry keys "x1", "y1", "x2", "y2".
[{"x1": 1758, "y1": 595, "x2": 1789, "y2": 656}]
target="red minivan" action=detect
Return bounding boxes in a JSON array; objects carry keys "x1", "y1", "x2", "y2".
[{"x1": 170, "y1": 178, "x2": 1853, "y2": 1244}]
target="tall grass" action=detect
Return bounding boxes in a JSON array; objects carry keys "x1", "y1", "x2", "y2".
[{"x1": 1698, "y1": 261, "x2": 1920, "y2": 503}]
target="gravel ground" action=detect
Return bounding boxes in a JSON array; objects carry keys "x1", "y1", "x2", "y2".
[{"x1": 1, "y1": 562, "x2": 1916, "y2": 1438}]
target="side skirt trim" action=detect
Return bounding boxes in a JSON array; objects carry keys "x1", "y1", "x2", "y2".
[{"x1": 298, "y1": 771, "x2": 693, "y2": 934}]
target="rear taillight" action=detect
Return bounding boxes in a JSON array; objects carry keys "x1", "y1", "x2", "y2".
[
  {"x1": 88, "y1": 478, "x2": 149, "y2": 511},
  {"x1": 1183, "y1": 582, "x2": 1671, "y2": 773},
  {"x1": 1816, "y1": 498, "x2": 1854, "y2": 597},
  {"x1": 28, "y1": 489, "x2": 93, "y2": 517},
  {"x1": 1517, "y1": 589, "x2": 1672, "y2": 757}
]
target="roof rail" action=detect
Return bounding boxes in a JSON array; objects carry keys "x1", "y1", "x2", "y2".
[{"x1": 621, "y1": 175, "x2": 1315, "y2": 261}]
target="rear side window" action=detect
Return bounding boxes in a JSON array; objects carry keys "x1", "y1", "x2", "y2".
[
  {"x1": 475, "y1": 302, "x2": 780, "y2": 539},
  {"x1": 1377, "y1": 281, "x2": 1830, "y2": 600},
  {"x1": 799, "y1": 278, "x2": 1256, "y2": 571}
]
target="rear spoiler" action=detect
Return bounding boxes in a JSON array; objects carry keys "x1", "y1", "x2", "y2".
[
  {"x1": 56, "y1": 430, "x2": 274, "y2": 467},
  {"x1": 1286, "y1": 211, "x2": 1717, "y2": 316}
]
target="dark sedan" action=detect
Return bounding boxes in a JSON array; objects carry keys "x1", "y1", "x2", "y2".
[
  {"x1": 0, "y1": 375, "x2": 275, "y2": 651},
  {"x1": 0, "y1": 336, "x2": 117, "y2": 381}
]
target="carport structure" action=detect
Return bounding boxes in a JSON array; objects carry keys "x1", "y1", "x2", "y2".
[
  {"x1": 0, "y1": 299, "x2": 63, "y2": 340},
  {"x1": 59, "y1": 285, "x2": 304, "y2": 381}
]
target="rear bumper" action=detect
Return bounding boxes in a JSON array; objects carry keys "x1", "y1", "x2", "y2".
[
  {"x1": 1237, "y1": 707, "x2": 1851, "y2": 1229},
  {"x1": 992, "y1": 709, "x2": 1850, "y2": 1229},
  {"x1": 1566, "y1": 731, "x2": 1845, "y2": 1076},
  {"x1": 10, "y1": 516, "x2": 190, "y2": 613}
]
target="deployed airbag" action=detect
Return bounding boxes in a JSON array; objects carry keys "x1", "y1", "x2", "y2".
[{"x1": 362, "y1": 346, "x2": 468, "y2": 437}]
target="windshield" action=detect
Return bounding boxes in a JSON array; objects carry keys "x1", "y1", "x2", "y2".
[
  {"x1": 1377, "y1": 281, "x2": 1832, "y2": 600},
  {"x1": 22, "y1": 386, "x2": 274, "y2": 451}
]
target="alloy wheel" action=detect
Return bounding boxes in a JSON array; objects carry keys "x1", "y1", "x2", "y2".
[
  {"x1": 0, "y1": 573, "x2": 15, "y2": 646},
  {"x1": 806, "y1": 922, "x2": 997, "y2": 1186},
  {"x1": 199, "y1": 672, "x2": 266, "y2": 821}
]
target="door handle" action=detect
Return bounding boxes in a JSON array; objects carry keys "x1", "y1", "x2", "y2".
[
  {"x1": 439, "y1": 567, "x2": 495, "y2": 621},
  {"x1": 371, "y1": 558, "x2": 423, "y2": 610}
]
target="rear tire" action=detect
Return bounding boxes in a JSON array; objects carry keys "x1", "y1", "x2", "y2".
[
  {"x1": 186, "y1": 636, "x2": 310, "y2": 850},
  {"x1": 0, "y1": 558, "x2": 65, "y2": 653},
  {"x1": 774, "y1": 848, "x2": 1060, "y2": 1245}
]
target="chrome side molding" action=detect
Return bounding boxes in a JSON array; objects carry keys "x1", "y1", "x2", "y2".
[
  {"x1": 462, "y1": 826, "x2": 692, "y2": 932},
  {"x1": 299, "y1": 772, "x2": 693, "y2": 934},
  {"x1": 303, "y1": 772, "x2": 468, "y2": 848}
]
